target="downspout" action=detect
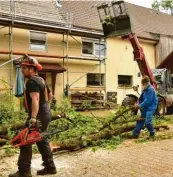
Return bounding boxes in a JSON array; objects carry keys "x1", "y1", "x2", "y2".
[
  {"x1": 66, "y1": 31, "x2": 69, "y2": 97},
  {"x1": 154, "y1": 40, "x2": 160, "y2": 67}
]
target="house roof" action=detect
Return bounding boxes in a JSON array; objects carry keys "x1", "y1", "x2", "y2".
[
  {"x1": 0, "y1": 1, "x2": 103, "y2": 38},
  {"x1": 157, "y1": 51, "x2": 173, "y2": 73},
  {"x1": 41, "y1": 63, "x2": 66, "y2": 73},
  {"x1": 125, "y1": 3, "x2": 173, "y2": 39},
  {"x1": 0, "y1": 1, "x2": 173, "y2": 40},
  {"x1": 0, "y1": 1, "x2": 67, "y2": 26},
  {"x1": 61, "y1": 1, "x2": 173, "y2": 40}
]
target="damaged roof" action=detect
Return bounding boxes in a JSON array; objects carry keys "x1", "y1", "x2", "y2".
[
  {"x1": 157, "y1": 51, "x2": 173, "y2": 73},
  {"x1": 0, "y1": 1, "x2": 173, "y2": 40}
]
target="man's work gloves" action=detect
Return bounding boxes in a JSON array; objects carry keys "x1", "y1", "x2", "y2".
[
  {"x1": 29, "y1": 118, "x2": 42, "y2": 128},
  {"x1": 29, "y1": 117, "x2": 37, "y2": 127}
]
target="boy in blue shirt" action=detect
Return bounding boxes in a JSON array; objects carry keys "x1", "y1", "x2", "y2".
[{"x1": 133, "y1": 75, "x2": 158, "y2": 138}]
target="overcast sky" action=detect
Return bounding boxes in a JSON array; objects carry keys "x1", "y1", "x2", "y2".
[{"x1": 124, "y1": 0, "x2": 154, "y2": 8}]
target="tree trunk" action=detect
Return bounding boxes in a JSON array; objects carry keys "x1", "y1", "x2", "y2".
[
  {"x1": 51, "y1": 123, "x2": 169, "y2": 151},
  {"x1": 0, "y1": 115, "x2": 65, "y2": 135}
]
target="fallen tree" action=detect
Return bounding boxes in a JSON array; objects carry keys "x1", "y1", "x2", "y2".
[
  {"x1": 50, "y1": 123, "x2": 169, "y2": 151},
  {"x1": 0, "y1": 114, "x2": 66, "y2": 135},
  {"x1": 0, "y1": 99, "x2": 171, "y2": 152}
]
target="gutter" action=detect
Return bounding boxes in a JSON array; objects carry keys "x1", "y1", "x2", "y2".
[
  {"x1": 0, "y1": 17, "x2": 104, "y2": 38},
  {"x1": 137, "y1": 36, "x2": 159, "y2": 44},
  {"x1": 0, "y1": 18, "x2": 160, "y2": 42}
]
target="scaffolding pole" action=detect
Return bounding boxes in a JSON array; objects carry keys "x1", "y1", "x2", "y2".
[
  {"x1": 62, "y1": 32, "x2": 65, "y2": 94},
  {"x1": 9, "y1": 0, "x2": 14, "y2": 99},
  {"x1": 66, "y1": 32, "x2": 107, "y2": 109}
]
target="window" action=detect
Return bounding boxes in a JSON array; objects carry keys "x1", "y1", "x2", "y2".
[
  {"x1": 95, "y1": 43, "x2": 106, "y2": 57},
  {"x1": 118, "y1": 75, "x2": 132, "y2": 87},
  {"x1": 82, "y1": 39, "x2": 106, "y2": 57},
  {"x1": 30, "y1": 31, "x2": 47, "y2": 51},
  {"x1": 82, "y1": 41, "x2": 93, "y2": 55},
  {"x1": 87, "y1": 73, "x2": 104, "y2": 86}
]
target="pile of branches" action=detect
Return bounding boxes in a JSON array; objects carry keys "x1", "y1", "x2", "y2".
[{"x1": 0, "y1": 99, "x2": 169, "y2": 151}]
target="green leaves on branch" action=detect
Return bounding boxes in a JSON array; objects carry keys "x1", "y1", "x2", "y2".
[
  {"x1": 102, "y1": 15, "x2": 114, "y2": 25},
  {"x1": 152, "y1": 0, "x2": 173, "y2": 15}
]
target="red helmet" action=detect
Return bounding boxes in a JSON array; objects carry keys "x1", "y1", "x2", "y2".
[{"x1": 21, "y1": 55, "x2": 42, "y2": 71}]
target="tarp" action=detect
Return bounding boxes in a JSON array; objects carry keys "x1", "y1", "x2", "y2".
[{"x1": 15, "y1": 65, "x2": 24, "y2": 97}]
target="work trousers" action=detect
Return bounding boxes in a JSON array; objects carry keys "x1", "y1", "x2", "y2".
[
  {"x1": 18, "y1": 104, "x2": 55, "y2": 172},
  {"x1": 133, "y1": 109, "x2": 155, "y2": 137}
]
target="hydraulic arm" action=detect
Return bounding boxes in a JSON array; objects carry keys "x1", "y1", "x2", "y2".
[{"x1": 122, "y1": 33, "x2": 157, "y2": 89}]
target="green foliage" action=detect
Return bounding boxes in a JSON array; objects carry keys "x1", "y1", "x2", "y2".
[
  {"x1": 4, "y1": 146, "x2": 18, "y2": 156},
  {"x1": 50, "y1": 109, "x2": 103, "y2": 141},
  {"x1": 0, "y1": 80, "x2": 27, "y2": 125},
  {"x1": 2, "y1": 94, "x2": 173, "y2": 156},
  {"x1": 153, "y1": 115, "x2": 173, "y2": 125},
  {"x1": 0, "y1": 80, "x2": 28, "y2": 155},
  {"x1": 161, "y1": 0, "x2": 173, "y2": 13},
  {"x1": 91, "y1": 136, "x2": 123, "y2": 152},
  {"x1": 0, "y1": 97, "x2": 27, "y2": 125},
  {"x1": 49, "y1": 100, "x2": 135, "y2": 150},
  {"x1": 102, "y1": 15, "x2": 114, "y2": 25},
  {"x1": 152, "y1": 0, "x2": 160, "y2": 10},
  {"x1": 96, "y1": 135, "x2": 123, "y2": 150},
  {"x1": 0, "y1": 102, "x2": 27, "y2": 125},
  {"x1": 80, "y1": 100, "x2": 92, "y2": 111},
  {"x1": 152, "y1": 0, "x2": 173, "y2": 15},
  {"x1": 32, "y1": 145, "x2": 39, "y2": 153},
  {"x1": 51, "y1": 98, "x2": 72, "y2": 115},
  {"x1": 50, "y1": 98, "x2": 58, "y2": 111}
]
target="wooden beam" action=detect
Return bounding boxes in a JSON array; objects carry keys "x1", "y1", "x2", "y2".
[
  {"x1": 51, "y1": 72, "x2": 57, "y2": 95},
  {"x1": 69, "y1": 87, "x2": 105, "y2": 91}
]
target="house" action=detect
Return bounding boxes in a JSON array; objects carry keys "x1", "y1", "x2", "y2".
[{"x1": 0, "y1": 1, "x2": 173, "y2": 107}]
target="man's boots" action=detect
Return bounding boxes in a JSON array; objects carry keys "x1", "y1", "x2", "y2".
[
  {"x1": 37, "y1": 166, "x2": 57, "y2": 175},
  {"x1": 8, "y1": 171, "x2": 32, "y2": 177}
]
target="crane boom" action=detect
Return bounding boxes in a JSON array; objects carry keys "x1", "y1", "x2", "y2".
[{"x1": 122, "y1": 33, "x2": 157, "y2": 89}]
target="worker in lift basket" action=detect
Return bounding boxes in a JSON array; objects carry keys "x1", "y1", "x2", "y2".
[{"x1": 133, "y1": 75, "x2": 158, "y2": 138}]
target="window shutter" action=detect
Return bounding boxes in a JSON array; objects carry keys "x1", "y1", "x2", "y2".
[{"x1": 30, "y1": 31, "x2": 46, "y2": 41}]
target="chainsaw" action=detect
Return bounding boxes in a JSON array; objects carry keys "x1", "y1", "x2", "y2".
[{"x1": 10, "y1": 126, "x2": 69, "y2": 147}]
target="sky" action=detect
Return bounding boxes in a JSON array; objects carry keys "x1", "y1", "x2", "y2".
[{"x1": 124, "y1": 0, "x2": 154, "y2": 8}]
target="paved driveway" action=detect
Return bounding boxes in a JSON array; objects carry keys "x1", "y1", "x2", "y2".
[{"x1": 1, "y1": 138, "x2": 173, "y2": 177}]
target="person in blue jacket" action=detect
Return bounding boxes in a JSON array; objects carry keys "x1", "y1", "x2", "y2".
[{"x1": 133, "y1": 75, "x2": 158, "y2": 138}]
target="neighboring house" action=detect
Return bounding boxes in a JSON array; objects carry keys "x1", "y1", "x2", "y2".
[{"x1": 0, "y1": 1, "x2": 173, "y2": 106}]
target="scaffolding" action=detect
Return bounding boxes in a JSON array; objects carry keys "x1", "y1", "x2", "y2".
[{"x1": 0, "y1": 0, "x2": 109, "y2": 109}]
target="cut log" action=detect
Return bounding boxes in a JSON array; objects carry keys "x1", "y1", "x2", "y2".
[
  {"x1": 0, "y1": 139, "x2": 7, "y2": 146},
  {"x1": 0, "y1": 108, "x2": 133, "y2": 135},
  {"x1": 0, "y1": 114, "x2": 66, "y2": 135},
  {"x1": 51, "y1": 123, "x2": 135, "y2": 151},
  {"x1": 51, "y1": 123, "x2": 170, "y2": 151}
]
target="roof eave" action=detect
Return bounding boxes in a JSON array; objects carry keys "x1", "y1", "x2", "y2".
[
  {"x1": 137, "y1": 36, "x2": 159, "y2": 44},
  {"x1": 0, "y1": 18, "x2": 104, "y2": 38}
]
